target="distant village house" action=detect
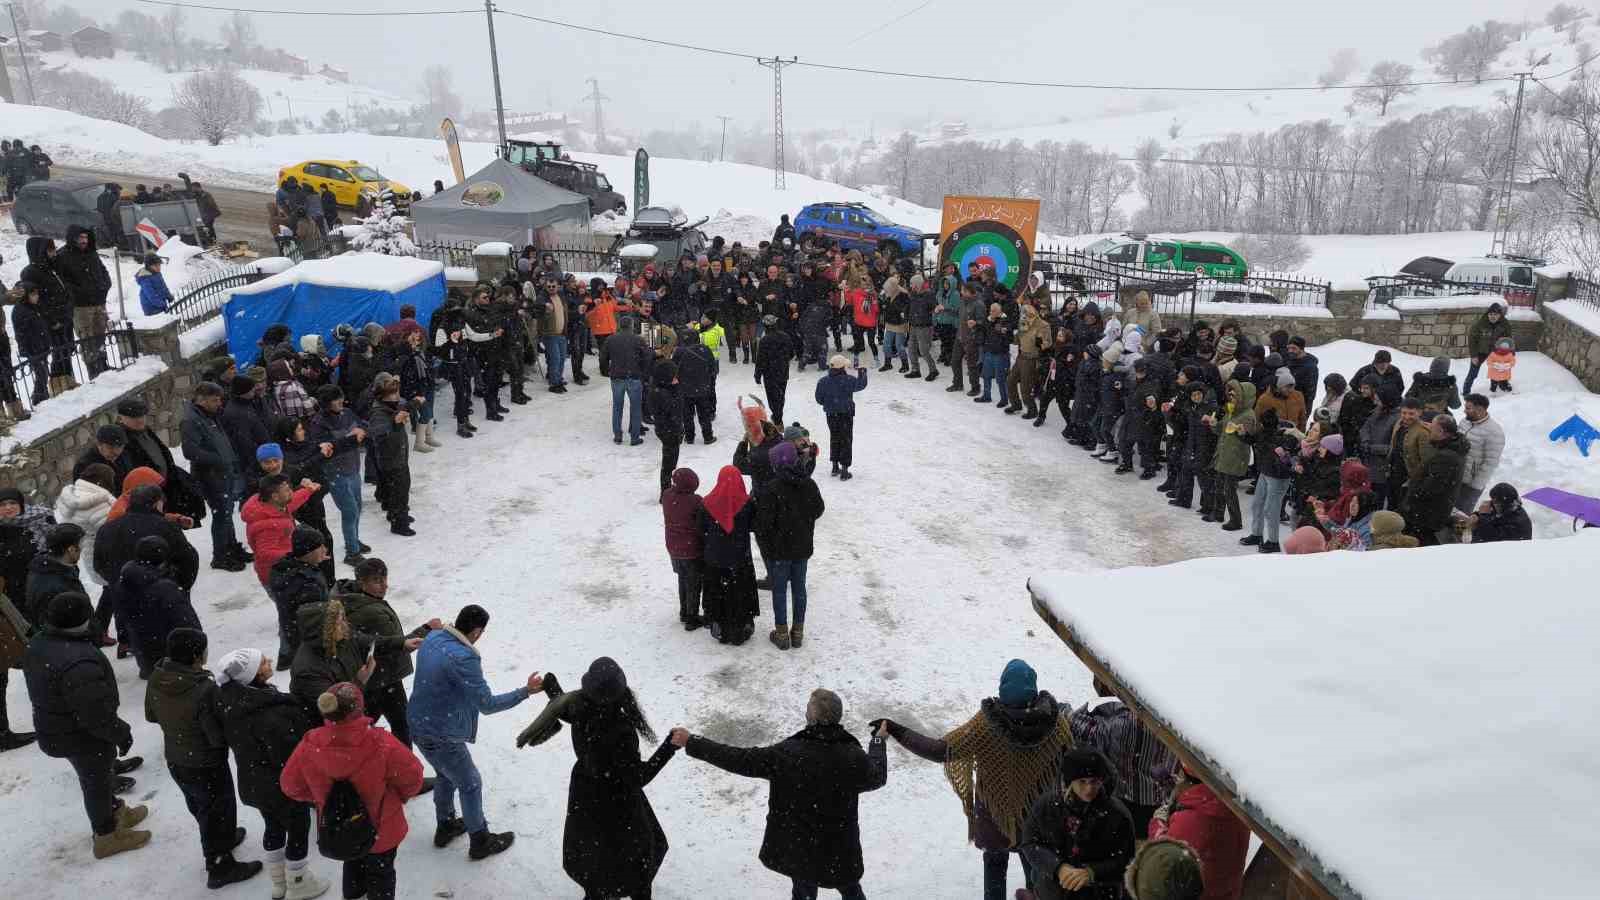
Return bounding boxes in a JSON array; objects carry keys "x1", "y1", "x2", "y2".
[
  {"x1": 26, "y1": 30, "x2": 64, "y2": 53},
  {"x1": 319, "y1": 64, "x2": 348, "y2": 83},
  {"x1": 70, "y1": 26, "x2": 113, "y2": 59}
]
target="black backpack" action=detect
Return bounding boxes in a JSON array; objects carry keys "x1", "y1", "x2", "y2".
[{"x1": 317, "y1": 778, "x2": 377, "y2": 861}]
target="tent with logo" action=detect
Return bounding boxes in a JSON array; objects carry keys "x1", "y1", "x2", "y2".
[
  {"x1": 409, "y1": 157, "x2": 593, "y2": 247},
  {"x1": 221, "y1": 254, "x2": 446, "y2": 363}
]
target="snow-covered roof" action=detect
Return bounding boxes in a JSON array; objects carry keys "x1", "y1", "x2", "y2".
[
  {"x1": 229, "y1": 253, "x2": 444, "y2": 297},
  {"x1": 1029, "y1": 534, "x2": 1600, "y2": 900},
  {"x1": 1388, "y1": 294, "x2": 1542, "y2": 321}
]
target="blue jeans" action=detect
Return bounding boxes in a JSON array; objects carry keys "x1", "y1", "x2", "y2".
[
  {"x1": 416, "y1": 737, "x2": 486, "y2": 834},
  {"x1": 882, "y1": 329, "x2": 907, "y2": 364},
  {"x1": 327, "y1": 471, "x2": 363, "y2": 556},
  {"x1": 611, "y1": 377, "x2": 642, "y2": 440},
  {"x1": 770, "y1": 558, "x2": 808, "y2": 627},
  {"x1": 542, "y1": 335, "x2": 568, "y2": 386},
  {"x1": 980, "y1": 351, "x2": 1009, "y2": 401},
  {"x1": 1250, "y1": 474, "x2": 1290, "y2": 543}
]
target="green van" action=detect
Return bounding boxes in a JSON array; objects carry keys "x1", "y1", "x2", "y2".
[{"x1": 1089, "y1": 235, "x2": 1249, "y2": 278}]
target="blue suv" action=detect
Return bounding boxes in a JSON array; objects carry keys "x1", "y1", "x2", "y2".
[{"x1": 794, "y1": 202, "x2": 930, "y2": 255}]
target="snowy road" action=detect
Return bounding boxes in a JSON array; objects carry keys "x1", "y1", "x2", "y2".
[{"x1": 2, "y1": 350, "x2": 1254, "y2": 898}]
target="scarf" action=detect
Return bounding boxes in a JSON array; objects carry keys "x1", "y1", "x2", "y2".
[
  {"x1": 1327, "y1": 459, "x2": 1372, "y2": 525},
  {"x1": 703, "y1": 465, "x2": 749, "y2": 535},
  {"x1": 942, "y1": 698, "x2": 1075, "y2": 847},
  {"x1": 108, "y1": 466, "x2": 164, "y2": 522}
]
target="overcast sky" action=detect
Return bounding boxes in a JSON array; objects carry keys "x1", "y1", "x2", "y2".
[{"x1": 92, "y1": 0, "x2": 1542, "y2": 136}]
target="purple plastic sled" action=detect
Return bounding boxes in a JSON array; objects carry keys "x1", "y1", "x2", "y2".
[{"x1": 1523, "y1": 487, "x2": 1600, "y2": 527}]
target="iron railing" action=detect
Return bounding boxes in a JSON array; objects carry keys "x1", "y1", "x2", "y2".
[
  {"x1": 1031, "y1": 247, "x2": 1331, "y2": 327},
  {"x1": 414, "y1": 240, "x2": 479, "y2": 270},
  {"x1": 1561, "y1": 274, "x2": 1600, "y2": 316},
  {"x1": 9, "y1": 323, "x2": 142, "y2": 414},
  {"x1": 1364, "y1": 274, "x2": 1538, "y2": 310},
  {"x1": 167, "y1": 268, "x2": 269, "y2": 328},
  {"x1": 416, "y1": 240, "x2": 622, "y2": 279}
]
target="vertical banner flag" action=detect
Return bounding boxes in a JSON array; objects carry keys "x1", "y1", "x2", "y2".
[
  {"x1": 634, "y1": 148, "x2": 650, "y2": 213},
  {"x1": 441, "y1": 118, "x2": 466, "y2": 185},
  {"x1": 938, "y1": 196, "x2": 1041, "y2": 291}
]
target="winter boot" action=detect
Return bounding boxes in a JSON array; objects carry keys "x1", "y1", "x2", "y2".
[
  {"x1": 1220, "y1": 518, "x2": 1243, "y2": 532},
  {"x1": 424, "y1": 423, "x2": 444, "y2": 447},
  {"x1": 0, "y1": 730, "x2": 36, "y2": 751},
  {"x1": 830, "y1": 461, "x2": 840, "y2": 477},
  {"x1": 1258, "y1": 541, "x2": 1281, "y2": 554},
  {"x1": 485, "y1": 407, "x2": 504, "y2": 422},
  {"x1": 1004, "y1": 404, "x2": 1021, "y2": 415},
  {"x1": 904, "y1": 368, "x2": 921, "y2": 379},
  {"x1": 283, "y1": 863, "x2": 329, "y2": 900},
  {"x1": 115, "y1": 803, "x2": 149, "y2": 830},
  {"x1": 899, "y1": 361, "x2": 909, "y2": 374},
  {"x1": 1139, "y1": 468, "x2": 1159, "y2": 480},
  {"x1": 966, "y1": 387, "x2": 980, "y2": 397},
  {"x1": 457, "y1": 421, "x2": 475, "y2": 439},
  {"x1": 925, "y1": 368, "x2": 939, "y2": 382},
  {"x1": 945, "y1": 383, "x2": 964, "y2": 393},
  {"x1": 1239, "y1": 535, "x2": 1263, "y2": 546},
  {"x1": 877, "y1": 361, "x2": 893, "y2": 373},
  {"x1": 790, "y1": 624, "x2": 804, "y2": 648},
  {"x1": 468, "y1": 829, "x2": 515, "y2": 860},
  {"x1": 1114, "y1": 463, "x2": 1134, "y2": 474},
  {"x1": 93, "y1": 826, "x2": 151, "y2": 859},
  {"x1": 769, "y1": 624, "x2": 790, "y2": 650},
  {"x1": 112, "y1": 775, "x2": 136, "y2": 794},
  {"x1": 268, "y1": 862, "x2": 287, "y2": 900},
  {"x1": 389, "y1": 519, "x2": 416, "y2": 537},
  {"x1": 433, "y1": 816, "x2": 468, "y2": 848},
  {"x1": 838, "y1": 467, "x2": 853, "y2": 481},
  {"x1": 413, "y1": 429, "x2": 434, "y2": 454},
  {"x1": 206, "y1": 855, "x2": 263, "y2": 889}
]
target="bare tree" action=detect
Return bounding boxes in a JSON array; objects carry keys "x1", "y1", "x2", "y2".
[
  {"x1": 1354, "y1": 61, "x2": 1417, "y2": 116},
  {"x1": 1546, "y1": 3, "x2": 1586, "y2": 31},
  {"x1": 35, "y1": 69, "x2": 153, "y2": 130},
  {"x1": 221, "y1": 11, "x2": 257, "y2": 53},
  {"x1": 887, "y1": 132, "x2": 918, "y2": 199},
  {"x1": 115, "y1": 10, "x2": 162, "y2": 59},
  {"x1": 1232, "y1": 233, "x2": 1311, "y2": 270},
  {"x1": 419, "y1": 65, "x2": 461, "y2": 121},
  {"x1": 159, "y1": 6, "x2": 187, "y2": 71},
  {"x1": 174, "y1": 68, "x2": 262, "y2": 145},
  {"x1": 1317, "y1": 48, "x2": 1361, "y2": 87}
]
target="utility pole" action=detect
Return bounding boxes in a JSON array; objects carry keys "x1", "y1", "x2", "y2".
[
  {"x1": 757, "y1": 56, "x2": 797, "y2": 189},
  {"x1": 1492, "y1": 63, "x2": 1544, "y2": 256},
  {"x1": 484, "y1": 0, "x2": 507, "y2": 154},
  {"x1": 6, "y1": 4, "x2": 35, "y2": 105},
  {"x1": 583, "y1": 77, "x2": 609, "y2": 145},
  {"x1": 716, "y1": 115, "x2": 731, "y2": 162}
]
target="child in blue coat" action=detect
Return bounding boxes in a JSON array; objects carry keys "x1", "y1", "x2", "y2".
[
  {"x1": 135, "y1": 254, "x2": 173, "y2": 315},
  {"x1": 814, "y1": 354, "x2": 868, "y2": 480}
]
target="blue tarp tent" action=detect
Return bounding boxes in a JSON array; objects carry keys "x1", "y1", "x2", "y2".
[{"x1": 222, "y1": 254, "x2": 447, "y2": 363}]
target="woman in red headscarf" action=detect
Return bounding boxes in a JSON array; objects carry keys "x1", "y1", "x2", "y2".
[{"x1": 697, "y1": 465, "x2": 759, "y2": 644}]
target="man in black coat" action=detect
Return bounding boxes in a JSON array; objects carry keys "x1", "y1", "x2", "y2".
[
  {"x1": 25, "y1": 524, "x2": 86, "y2": 625},
  {"x1": 673, "y1": 333, "x2": 718, "y2": 444},
  {"x1": 1351, "y1": 349, "x2": 1406, "y2": 400},
  {"x1": 20, "y1": 236, "x2": 76, "y2": 393},
  {"x1": 72, "y1": 424, "x2": 131, "y2": 494},
  {"x1": 181, "y1": 381, "x2": 247, "y2": 571},
  {"x1": 1405, "y1": 415, "x2": 1471, "y2": 546},
  {"x1": 57, "y1": 225, "x2": 113, "y2": 376},
  {"x1": 1019, "y1": 748, "x2": 1134, "y2": 900},
  {"x1": 22, "y1": 591, "x2": 151, "y2": 858},
  {"x1": 1284, "y1": 337, "x2": 1320, "y2": 410},
  {"x1": 220, "y1": 376, "x2": 273, "y2": 492},
  {"x1": 94, "y1": 484, "x2": 200, "y2": 592},
  {"x1": 671, "y1": 690, "x2": 888, "y2": 900},
  {"x1": 267, "y1": 527, "x2": 331, "y2": 669},
  {"x1": 107, "y1": 535, "x2": 202, "y2": 679},
  {"x1": 754, "y1": 314, "x2": 796, "y2": 427},
  {"x1": 97, "y1": 183, "x2": 123, "y2": 247}
]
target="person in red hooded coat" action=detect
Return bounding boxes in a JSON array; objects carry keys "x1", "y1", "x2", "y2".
[
  {"x1": 1148, "y1": 766, "x2": 1250, "y2": 900},
  {"x1": 280, "y1": 682, "x2": 423, "y2": 900}
]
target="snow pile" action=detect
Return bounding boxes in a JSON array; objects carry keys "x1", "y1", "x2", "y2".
[
  {"x1": 230, "y1": 254, "x2": 443, "y2": 296},
  {"x1": 178, "y1": 318, "x2": 228, "y2": 359},
  {"x1": 0, "y1": 356, "x2": 169, "y2": 455},
  {"x1": 1028, "y1": 531, "x2": 1600, "y2": 899}
]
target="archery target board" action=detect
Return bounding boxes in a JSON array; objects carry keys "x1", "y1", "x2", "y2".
[{"x1": 943, "y1": 222, "x2": 1031, "y2": 289}]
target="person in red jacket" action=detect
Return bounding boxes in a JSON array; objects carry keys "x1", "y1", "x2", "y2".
[
  {"x1": 660, "y1": 467, "x2": 705, "y2": 631},
  {"x1": 280, "y1": 682, "x2": 423, "y2": 900},
  {"x1": 1148, "y1": 765, "x2": 1250, "y2": 900},
  {"x1": 241, "y1": 469, "x2": 318, "y2": 587},
  {"x1": 846, "y1": 280, "x2": 878, "y2": 366}
]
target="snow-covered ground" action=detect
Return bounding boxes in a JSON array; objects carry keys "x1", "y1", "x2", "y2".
[
  {"x1": 2, "y1": 327, "x2": 1595, "y2": 896},
  {"x1": 35, "y1": 50, "x2": 415, "y2": 125}
]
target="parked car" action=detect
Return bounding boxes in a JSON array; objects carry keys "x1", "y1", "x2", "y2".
[
  {"x1": 794, "y1": 201, "x2": 932, "y2": 255},
  {"x1": 617, "y1": 206, "x2": 709, "y2": 264},
  {"x1": 1085, "y1": 233, "x2": 1249, "y2": 278},
  {"x1": 1374, "y1": 254, "x2": 1540, "y2": 308},
  {"x1": 10, "y1": 176, "x2": 208, "y2": 250},
  {"x1": 277, "y1": 160, "x2": 413, "y2": 208}
]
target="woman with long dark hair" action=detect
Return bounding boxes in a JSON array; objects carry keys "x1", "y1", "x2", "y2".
[{"x1": 516, "y1": 657, "x2": 678, "y2": 900}]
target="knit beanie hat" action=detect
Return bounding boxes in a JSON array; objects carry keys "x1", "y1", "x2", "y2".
[
  {"x1": 317, "y1": 682, "x2": 365, "y2": 721},
  {"x1": 291, "y1": 524, "x2": 325, "y2": 558},
  {"x1": 828, "y1": 354, "x2": 850, "y2": 370},
  {"x1": 581, "y1": 656, "x2": 629, "y2": 704},
  {"x1": 1495, "y1": 338, "x2": 1514, "y2": 351},
  {"x1": 1216, "y1": 335, "x2": 1237, "y2": 355},
  {"x1": 95, "y1": 424, "x2": 127, "y2": 446},
  {"x1": 1124, "y1": 840, "x2": 1206, "y2": 900},
  {"x1": 1283, "y1": 526, "x2": 1328, "y2": 555},
  {"x1": 46, "y1": 591, "x2": 93, "y2": 630},
  {"x1": 231, "y1": 374, "x2": 257, "y2": 397},
  {"x1": 167, "y1": 627, "x2": 207, "y2": 665},
  {"x1": 1103, "y1": 346, "x2": 1123, "y2": 366},
  {"x1": 1320, "y1": 434, "x2": 1344, "y2": 455},
  {"x1": 1275, "y1": 368, "x2": 1295, "y2": 389},
  {"x1": 997, "y1": 659, "x2": 1037, "y2": 707},
  {"x1": 256, "y1": 442, "x2": 284, "y2": 463},
  {"x1": 782, "y1": 423, "x2": 809, "y2": 441},
  {"x1": 214, "y1": 648, "x2": 265, "y2": 687},
  {"x1": 769, "y1": 441, "x2": 799, "y2": 471}
]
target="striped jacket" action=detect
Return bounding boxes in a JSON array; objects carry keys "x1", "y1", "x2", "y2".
[{"x1": 1069, "y1": 697, "x2": 1176, "y2": 807}]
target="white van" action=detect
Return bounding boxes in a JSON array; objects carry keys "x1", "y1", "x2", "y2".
[{"x1": 1441, "y1": 256, "x2": 1538, "y2": 306}]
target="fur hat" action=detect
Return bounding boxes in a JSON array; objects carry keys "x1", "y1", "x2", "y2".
[
  {"x1": 988, "y1": 302, "x2": 1004, "y2": 318},
  {"x1": 1313, "y1": 406, "x2": 1335, "y2": 426},
  {"x1": 231, "y1": 374, "x2": 258, "y2": 397},
  {"x1": 828, "y1": 354, "x2": 850, "y2": 370},
  {"x1": 95, "y1": 424, "x2": 127, "y2": 446},
  {"x1": 1124, "y1": 839, "x2": 1206, "y2": 900},
  {"x1": 1059, "y1": 747, "x2": 1111, "y2": 783},
  {"x1": 1320, "y1": 434, "x2": 1344, "y2": 455}
]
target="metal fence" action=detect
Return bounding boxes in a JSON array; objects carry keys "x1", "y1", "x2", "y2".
[
  {"x1": 415, "y1": 241, "x2": 622, "y2": 279},
  {"x1": 167, "y1": 268, "x2": 270, "y2": 328},
  {"x1": 1031, "y1": 247, "x2": 1331, "y2": 327},
  {"x1": 9, "y1": 323, "x2": 142, "y2": 414},
  {"x1": 1566, "y1": 274, "x2": 1600, "y2": 316},
  {"x1": 1364, "y1": 275, "x2": 1538, "y2": 310},
  {"x1": 414, "y1": 240, "x2": 479, "y2": 270}
]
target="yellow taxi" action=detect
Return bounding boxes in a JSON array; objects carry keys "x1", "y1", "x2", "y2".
[{"x1": 276, "y1": 160, "x2": 413, "y2": 208}]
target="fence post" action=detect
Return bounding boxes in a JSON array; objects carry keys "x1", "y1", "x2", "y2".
[{"x1": 113, "y1": 247, "x2": 128, "y2": 320}]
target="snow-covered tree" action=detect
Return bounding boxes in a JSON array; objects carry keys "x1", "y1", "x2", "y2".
[
  {"x1": 351, "y1": 191, "x2": 417, "y2": 256},
  {"x1": 174, "y1": 68, "x2": 262, "y2": 145}
]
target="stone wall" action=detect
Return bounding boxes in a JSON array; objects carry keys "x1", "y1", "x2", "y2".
[
  {"x1": 0, "y1": 320, "x2": 229, "y2": 505},
  {"x1": 1538, "y1": 304, "x2": 1600, "y2": 392}
]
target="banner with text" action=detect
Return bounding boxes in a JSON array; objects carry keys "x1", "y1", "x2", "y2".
[{"x1": 938, "y1": 195, "x2": 1040, "y2": 291}]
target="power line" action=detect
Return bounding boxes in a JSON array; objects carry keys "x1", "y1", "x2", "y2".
[
  {"x1": 131, "y1": 0, "x2": 476, "y2": 16},
  {"x1": 843, "y1": 0, "x2": 936, "y2": 47},
  {"x1": 494, "y1": 8, "x2": 753, "y2": 61}
]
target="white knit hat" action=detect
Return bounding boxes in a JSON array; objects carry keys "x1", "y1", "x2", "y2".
[{"x1": 214, "y1": 648, "x2": 265, "y2": 687}]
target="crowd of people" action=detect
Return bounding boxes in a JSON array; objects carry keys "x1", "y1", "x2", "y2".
[
  {"x1": 0, "y1": 219, "x2": 1551, "y2": 900},
  {"x1": 1, "y1": 138, "x2": 53, "y2": 200}
]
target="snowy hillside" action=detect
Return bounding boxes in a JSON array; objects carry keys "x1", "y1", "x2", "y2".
[
  {"x1": 34, "y1": 50, "x2": 415, "y2": 123},
  {"x1": 921, "y1": 20, "x2": 1595, "y2": 156}
]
